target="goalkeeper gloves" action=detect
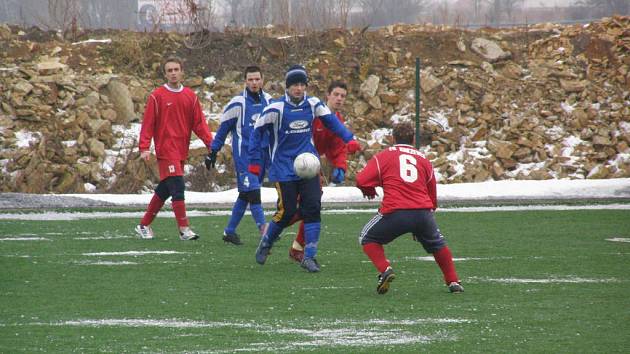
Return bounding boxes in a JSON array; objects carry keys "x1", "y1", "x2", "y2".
[{"x1": 205, "y1": 150, "x2": 218, "y2": 170}]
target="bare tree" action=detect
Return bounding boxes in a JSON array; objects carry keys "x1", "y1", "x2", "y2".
[
  {"x1": 224, "y1": 0, "x2": 244, "y2": 26},
  {"x1": 575, "y1": 0, "x2": 629, "y2": 16},
  {"x1": 359, "y1": 0, "x2": 428, "y2": 27},
  {"x1": 338, "y1": 0, "x2": 356, "y2": 28},
  {"x1": 486, "y1": 0, "x2": 522, "y2": 25},
  {"x1": 48, "y1": 0, "x2": 81, "y2": 37},
  {"x1": 472, "y1": 0, "x2": 486, "y2": 22},
  {"x1": 81, "y1": 0, "x2": 136, "y2": 29},
  {"x1": 293, "y1": 0, "x2": 358, "y2": 29},
  {"x1": 177, "y1": 0, "x2": 217, "y2": 48}
]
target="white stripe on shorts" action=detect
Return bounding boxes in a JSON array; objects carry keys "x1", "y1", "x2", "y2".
[{"x1": 359, "y1": 212, "x2": 383, "y2": 244}]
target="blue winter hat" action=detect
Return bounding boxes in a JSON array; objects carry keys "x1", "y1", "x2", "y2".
[{"x1": 285, "y1": 64, "x2": 308, "y2": 88}]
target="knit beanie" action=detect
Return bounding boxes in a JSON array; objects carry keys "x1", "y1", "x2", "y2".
[{"x1": 285, "y1": 64, "x2": 308, "y2": 88}]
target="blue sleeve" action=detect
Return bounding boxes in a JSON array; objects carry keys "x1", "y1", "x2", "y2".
[
  {"x1": 211, "y1": 120, "x2": 235, "y2": 151},
  {"x1": 319, "y1": 112, "x2": 353, "y2": 143},
  {"x1": 249, "y1": 106, "x2": 279, "y2": 166},
  {"x1": 211, "y1": 102, "x2": 239, "y2": 151}
]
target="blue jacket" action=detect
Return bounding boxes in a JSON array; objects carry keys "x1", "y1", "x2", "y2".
[
  {"x1": 211, "y1": 89, "x2": 272, "y2": 173},
  {"x1": 249, "y1": 93, "x2": 354, "y2": 182}
]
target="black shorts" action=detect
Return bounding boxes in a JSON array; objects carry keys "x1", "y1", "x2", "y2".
[
  {"x1": 359, "y1": 209, "x2": 446, "y2": 253},
  {"x1": 271, "y1": 176, "x2": 321, "y2": 226}
]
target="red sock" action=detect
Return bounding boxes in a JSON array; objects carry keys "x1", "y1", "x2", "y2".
[
  {"x1": 171, "y1": 200, "x2": 189, "y2": 228},
  {"x1": 140, "y1": 194, "x2": 165, "y2": 226},
  {"x1": 294, "y1": 221, "x2": 305, "y2": 248},
  {"x1": 288, "y1": 212, "x2": 302, "y2": 227},
  {"x1": 433, "y1": 246, "x2": 459, "y2": 284},
  {"x1": 362, "y1": 243, "x2": 390, "y2": 273}
]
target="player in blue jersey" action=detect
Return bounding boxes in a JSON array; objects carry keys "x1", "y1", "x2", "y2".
[
  {"x1": 247, "y1": 65, "x2": 361, "y2": 272},
  {"x1": 205, "y1": 65, "x2": 272, "y2": 245}
]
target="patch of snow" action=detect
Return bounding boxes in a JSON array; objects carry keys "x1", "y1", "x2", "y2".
[
  {"x1": 560, "y1": 101, "x2": 575, "y2": 114},
  {"x1": 0, "y1": 237, "x2": 50, "y2": 241},
  {"x1": 76, "y1": 261, "x2": 138, "y2": 265},
  {"x1": 428, "y1": 110, "x2": 451, "y2": 132},
  {"x1": 203, "y1": 76, "x2": 216, "y2": 86},
  {"x1": 367, "y1": 128, "x2": 391, "y2": 146},
  {"x1": 469, "y1": 276, "x2": 620, "y2": 284},
  {"x1": 72, "y1": 39, "x2": 111, "y2": 45},
  {"x1": 390, "y1": 113, "x2": 411, "y2": 124},
  {"x1": 545, "y1": 126, "x2": 565, "y2": 141},
  {"x1": 15, "y1": 130, "x2": 41, "y2": 148},
  {"x1": 504, "y1": 161, "x2": 547, "y2": 178},
  {"x1": 82, "y1": 251, "x2": 186, "y2": 256}
]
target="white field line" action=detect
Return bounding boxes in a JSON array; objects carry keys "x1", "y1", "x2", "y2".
[
  {"x1": 405, "y1": 256, "x2": 513, "y2": 262},
  {"x1": 606, "y1": 238, "x2": 630, "y2": 243},
  {"x1": 73, "y1": 236, "x2": 131, "y2": 240},
  {"x1": 0, "y1": 237, "x2": 50, "y2": 241},
  {"x1": 468, "y1": 276, "x2": 621, "y2": 284},
  {"x1": 301, "y1": 286, "x2": 362, "y2": 290},
  {"x1": 75, "y1": 261, "x2": 138, "y2": 266},
  {"x1": 82, "y1": 251, "x2": 186, "y2": 256},
  {"x1": 30, "y1": 317, "x2": 471, "y2": 350},
  {"x1": 50, "y1": 319, "x2": 257, "y2": 329},
  {"x1": 1, "y1": 203, "x2": 629, "y2": 220}
]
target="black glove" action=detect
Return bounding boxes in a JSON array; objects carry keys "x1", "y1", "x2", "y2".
[{"x1": 205, "y1": 150, "x2": 218, "y2": 170}]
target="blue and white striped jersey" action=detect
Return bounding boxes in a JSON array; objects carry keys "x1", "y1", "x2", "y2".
[
  {"x1": 249, "y1": 93, "x2": 354, "y2": 182},
  {"x1": 211, "y1": 89, "x2": 272, "y2": 173}
]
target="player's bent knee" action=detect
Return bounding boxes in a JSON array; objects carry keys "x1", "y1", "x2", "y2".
[
  {"x1": 301, "y1": 212, "x2": 321, "y2": 224},
  {"x1": 422, "y1": 238, "x2": 447, "y2": 253},
  {"x1": 165, "y1": 176, "x2": 186, "y2": 201},
  {"x1": 275, "y1": 209, "x2": 297, "y2": 227},
  {"x1": 155, "y1": 181, "x2": 171, "y2": 201}
]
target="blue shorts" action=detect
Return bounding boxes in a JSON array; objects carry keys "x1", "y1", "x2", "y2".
[
  {"x1": 358, "y1": 209, "x2": 447, "y2": 253},
  {"x1": 236, "y1": 170, "x2": 262, "y2": 192}
]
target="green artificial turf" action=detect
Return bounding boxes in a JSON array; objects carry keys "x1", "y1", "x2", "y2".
[{"x1": 1, "y1": 210, "x2": 628, "y2": 353}]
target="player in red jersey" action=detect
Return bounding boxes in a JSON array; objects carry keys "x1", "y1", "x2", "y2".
[
  {"x1": 355, "y1": 122, "x2": 463, "y2": 294},
  {"x1": 288, "y1": 81, "x2": 355, "y2": 263},
  {"x1": 135, "y1": 56, "x2": 213, "y2": 241}
]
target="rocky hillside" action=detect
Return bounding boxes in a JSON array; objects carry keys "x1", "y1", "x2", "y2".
[{"x1": 0, "y1": 17, "x2": 628, "y2": 193}]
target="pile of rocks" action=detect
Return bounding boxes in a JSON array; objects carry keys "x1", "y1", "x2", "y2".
[{"x1": 0, "y1": 17, "x2": 627, "y2": 193}]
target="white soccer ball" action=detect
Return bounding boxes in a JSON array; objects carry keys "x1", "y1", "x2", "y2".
[{"x1": 293, "y1": 152, "x2": 321, "y2": 179}]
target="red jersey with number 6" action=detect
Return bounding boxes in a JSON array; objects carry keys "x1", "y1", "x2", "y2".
[{"x1": 356, "y1": 144, "x2": 437, "y2": 214}]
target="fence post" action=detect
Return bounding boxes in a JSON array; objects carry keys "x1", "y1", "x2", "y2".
[{"x1": 415, "y1": 57, "x2": 421, "y2": 149}]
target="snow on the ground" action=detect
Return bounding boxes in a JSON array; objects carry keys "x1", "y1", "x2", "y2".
[{"x1": 61, "y1": 178, "x2": 629, "y2": 206}]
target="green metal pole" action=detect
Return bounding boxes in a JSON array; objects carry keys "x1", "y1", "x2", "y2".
[{"x1": 415, "y1": 57, "x2": 421, "y2": 149}]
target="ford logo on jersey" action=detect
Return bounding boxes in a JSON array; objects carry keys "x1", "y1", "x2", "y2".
[{"x1": 289, "y1": 120, "x2": 309, "y2": 129}]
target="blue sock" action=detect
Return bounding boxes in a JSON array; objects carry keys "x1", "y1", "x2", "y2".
[
  {"x1": 262, "y1": 221, "x2": 283, "y2": 245},
  {"x1": 303, "y1": 222, "x2": 321, "y2": 259},
  {"x1": 250, "y1": 203, "x2": 266, "y2": 230},
  {"x1": 225, "y1": 198, "x2": 247, "y2": 234}
]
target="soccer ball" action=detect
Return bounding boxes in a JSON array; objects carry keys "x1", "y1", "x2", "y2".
[{"x1": 293, "y1": 152, "x2": 321, "y2": 179}]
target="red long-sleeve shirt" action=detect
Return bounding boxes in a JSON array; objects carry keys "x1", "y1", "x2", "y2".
[
  {"x1": 139, "y1": 84, "x2": 213, "y2": 160},
  {"x1": 313, "y1": 111, "x2": 347, "y2": 170},
  {"x1": 356, "y1": 144, "x2": 437, "y2": 214}
]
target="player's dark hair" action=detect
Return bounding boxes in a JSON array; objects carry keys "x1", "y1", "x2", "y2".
[
  {"x1": 163, "y1": 56, "x2": 183, "y2": 73},
  {"x1": 393, "y1": 122, "x2": 414, "y2": 145},
  {"x1": 244, "y1": 65, "x2": 262, "y2": 79},
  {"x1": 327, "y1": 80, "x2": 347, "y2": 94}
]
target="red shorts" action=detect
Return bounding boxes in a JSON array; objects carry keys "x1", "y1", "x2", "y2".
[{"x1": 158, "y1": 160, "x2": 185, "y2": 181}]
